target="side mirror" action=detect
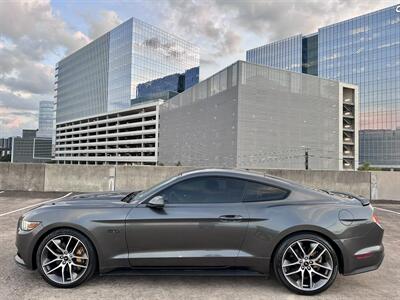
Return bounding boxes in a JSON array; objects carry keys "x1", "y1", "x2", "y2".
[{"x1": 147, "y1": 195, "x2": 165, "y2": 208}]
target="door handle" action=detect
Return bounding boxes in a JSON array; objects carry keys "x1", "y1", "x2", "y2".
[{"x1": 219, "y1": 215, "x2": 243, "y2": 222}]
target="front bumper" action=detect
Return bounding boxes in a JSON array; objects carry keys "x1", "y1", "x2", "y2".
[
  {"x1": 14, "y1": 253, "x2": 29, "y2": 269},
  {"x1": 15, "y1": 226, "x2": 41, "y2": 270}
]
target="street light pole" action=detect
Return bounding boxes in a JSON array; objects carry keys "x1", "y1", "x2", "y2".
[
  {"x1": 301, "y1": 146, "x2": 310, "y2": 170},
  {"x1": 305, "y1": 149, "x2": 309, "y2": 170}
]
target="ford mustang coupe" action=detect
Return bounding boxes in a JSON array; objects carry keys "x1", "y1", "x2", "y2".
[{"x1": 15, "y1": 169, "x2": 384, "y2": 295}]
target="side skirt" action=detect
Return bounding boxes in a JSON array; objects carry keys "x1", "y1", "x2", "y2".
[{"x1": 100, "y1": 267, "x2": 268, "y2": 277}]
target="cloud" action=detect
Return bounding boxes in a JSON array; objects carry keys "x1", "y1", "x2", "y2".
[
  {"x1": 87, "y1": 10, "x2": 122, "y2": 39},
  {"x1": 0, "y1": 0, "x2": 89, "y2": 57},
  {"x1": 143, "y1": 37, "x2": 187, "y2": 58},
  {"x1": 0, "y1": 111, "x2": 37, "y2": 137},
  {"x1": 5, "y1": 116, "x2": 23, "y2": 129},
  {"x1": 161, "y1": 0, "x2": 242, "y2": 57},
  {"x1": 0, "y1": 88, "x2": 41, "y2": 111},
  {"x1": 200, "y1": 57, "x2": 218, "y2": 66},
  {"x1": 0, "y1": 0, "x2": 90, "y2": 99},
  {"x1": 0, "y1": 47, "x2": 54, "y2": 94},
  {"x1": 0, "y1": 0, "x2": 90, "y2": 137},
  {"x1": 218, "y1": 0, "x2": 394, "y2": 42},
  {"x1": 0, "y1": 89, "x2": 40, "y2": 136}
]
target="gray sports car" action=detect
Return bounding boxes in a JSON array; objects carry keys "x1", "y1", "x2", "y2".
[{"x1": 15, "y1": 169, "x2": 384, "y2": 295}]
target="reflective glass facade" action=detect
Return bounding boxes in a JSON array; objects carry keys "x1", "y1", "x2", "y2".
[
  {"x1": 37, "y1": 101, "x2": 54, "y2": 138},
  {"x1": 56, "y1": 18, "x2": 199, "y2": 123},
  {"x1": 302, "y1": 34, "x2": 318, "y2": 76},
  {"x1": 136, "y1": 73, "x2": 183, "y2": 99},
  {"x1": 246, "y1": 34, "x2": 302, "y2": 73},
  {"x1": 108, "y1": 19, "x2": 133, "y2": 111},
  {"x1": 246, "y1": 5, "x2": 400, "y2": 167},
  {"x1": 184, "y1": 67, "x2": 200, "y2": 90},
  {"x1": 318, "y1": 6, "x2": 400, "y2": 167},
  {"x1": 133, "y1": 66, "x2": 200, "y2": 104},
  {"x1": 56, "y1": 34, "x2": 109, "y2": 122}
]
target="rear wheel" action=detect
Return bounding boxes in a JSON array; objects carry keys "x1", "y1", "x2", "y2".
[
  {"x1": 273, "y1": 233, "x2": 339, "y2": 295},
  {"x1": 36, "y1": 228, "x2": 96, "y2": 288}
]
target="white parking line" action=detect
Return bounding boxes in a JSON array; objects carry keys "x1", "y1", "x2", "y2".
[
  {"x1": 375, "y1": 207, "x2": 400, "y2": 216},
  {"x1": 0, "y1": 192, "x2": 72, "y2": 217},
  {"x1": 0, "y1": 191, "x2": 4, "y2": 194}
]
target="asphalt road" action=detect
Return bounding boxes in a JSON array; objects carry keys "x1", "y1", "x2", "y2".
[{"x1": 0, "y1": 191, "x2": 399, "y2": 300}]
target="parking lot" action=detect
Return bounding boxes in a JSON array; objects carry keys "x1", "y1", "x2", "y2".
[{"x1": 0, "y1": 191, "x2": 399, "y2": 300}]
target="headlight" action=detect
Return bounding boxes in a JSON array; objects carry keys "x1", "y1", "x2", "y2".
[{"x1": 20, "y1": 219, "x2": 41, "y2": 231}]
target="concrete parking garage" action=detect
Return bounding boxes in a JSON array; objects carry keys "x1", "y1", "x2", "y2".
[{"x1": 0, "y1": 191, "x2": 399, "y2": 300}]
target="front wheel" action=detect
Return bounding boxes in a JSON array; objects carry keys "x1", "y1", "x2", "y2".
[
  {"x1": 273, "y1": 233, "x2": 339, "y2": 295},
  {"x1": 36, "y1": 228, "x2": 97, "y2": 288}
]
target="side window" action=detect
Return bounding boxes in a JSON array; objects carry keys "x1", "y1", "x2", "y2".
[
  {"x1": 159, "y1": 176, "x2": 246, "y2": 204},
  {"x1": 243, "y1": 181, "x2": 289, "y2": 202}
]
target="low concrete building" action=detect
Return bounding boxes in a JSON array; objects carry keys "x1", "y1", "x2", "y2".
[
  {"x1": 159, "y1": 61, "x2": 359, "y2": 170},
  {"x1": 11, "y1": 130, "x2": 52, "y2": 163},
  {"x1": 54, "y1": 100, "x2": 162, "y2": 165}
]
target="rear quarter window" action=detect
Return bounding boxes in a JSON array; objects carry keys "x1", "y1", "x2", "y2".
[{"x1": 243, "y1": 181, "x2": 289, "y2": 202}]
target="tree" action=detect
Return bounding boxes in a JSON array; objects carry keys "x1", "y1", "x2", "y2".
[{"x1": 358, "y1": 162, "x2": 381, "y2": 171}]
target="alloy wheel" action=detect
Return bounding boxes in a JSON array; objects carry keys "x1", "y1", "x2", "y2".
[
  {"x1": 281, "y1": 239, "x2": 334, "y2": 291},
  {"x1": 40, "y1": 235, "x2": 89, "y2": 285}
]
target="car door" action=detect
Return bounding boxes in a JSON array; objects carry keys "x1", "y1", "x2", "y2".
[
  {"x1": 237, "y1": 180, "x2": 291, "y2": 272},
  {"x1": 126, "y1": 176, "x2": 249, "y2": 268}
]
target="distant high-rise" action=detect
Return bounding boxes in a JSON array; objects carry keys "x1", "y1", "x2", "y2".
[
  {"x1": 37, "y1": 101, "x2": 53, "y2": 138},
  {"x1": 55, "y1": 17, "x2": 200, "y2": 123},
  {"x1": 247, "y1": 5, "x2": 400, "y2": 168}
]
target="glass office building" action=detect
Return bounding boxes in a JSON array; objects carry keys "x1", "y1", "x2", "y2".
[
  {"x1": 136, "y1": 73, "x2": 183, "y2": 99},
  {"x1": 246, "y1": 5, "x2": 400, "y2": 168},
  {"x1": 133, "y1": 66, "x2": 200, "y2": 105},
  {"x1": 37, "y1": 101, "x2": 54, "y2": 138},
  {"x1": 246, "y1": 35, "x2": 303, "y2": 73},
  {"x1": 55, "y1": 18, "x2": 200, "y2": 123}
]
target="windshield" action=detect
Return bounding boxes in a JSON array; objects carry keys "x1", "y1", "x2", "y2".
[{"x1": 131, "y1": 174, "x2": 181, "y2": 203}]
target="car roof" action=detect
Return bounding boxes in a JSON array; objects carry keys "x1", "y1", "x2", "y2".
[
  {"x1": 179, "y1": 168, "x2": 260, "y2": 177},
  {"x1": 179, "y1": 168, "x2": 300, "y2": 188}
]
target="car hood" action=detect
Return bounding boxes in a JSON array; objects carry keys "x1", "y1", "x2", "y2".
[{"x1": 50, "y1": 191, "x2": 135, "y2": 207}]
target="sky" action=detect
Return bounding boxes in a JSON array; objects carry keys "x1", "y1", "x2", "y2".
[{"x1": 0, "y1": 0, "x2": 396, "y2": 138}]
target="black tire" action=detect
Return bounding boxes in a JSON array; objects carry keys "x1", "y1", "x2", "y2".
[
  {"x1": 273, "y1": 233, "x2": 339, "y2": 295},
  {"x1": 36, "y1": 228, "x2": 97, "y2": 288}
]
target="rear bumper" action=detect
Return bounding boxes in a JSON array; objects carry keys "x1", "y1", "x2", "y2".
[
  {"x1": 339, "y1": 223, "x2": 384, "y2": 275},
  {"x1": 343, "y1": 244, "x2": 384, "y2": 275}
]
